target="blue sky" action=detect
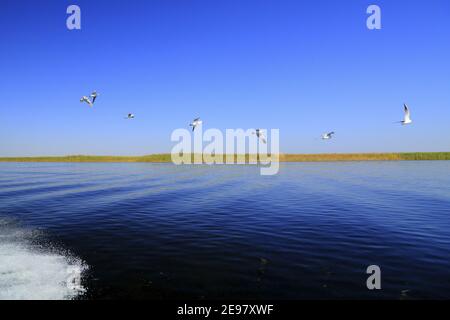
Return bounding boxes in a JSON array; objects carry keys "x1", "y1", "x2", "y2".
[{"x1": 0, "y1": 0, "x2": 449, "y2": 156}]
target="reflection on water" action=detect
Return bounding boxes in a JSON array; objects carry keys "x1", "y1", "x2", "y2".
[{"x1": 0, "y1": 162, "x2": 450, "y2": 299}]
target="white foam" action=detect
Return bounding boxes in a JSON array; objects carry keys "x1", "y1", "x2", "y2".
[{"x1": 0, "y1": 219, "x2": 88, "y2": 300}]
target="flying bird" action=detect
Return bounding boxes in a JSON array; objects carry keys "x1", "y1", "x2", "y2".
[
  {"x1": 322, "y1": 132, "x2": 335, "y2": 140},
  {"x1": 399, "y1": 104, "x2": 412, "y2": 125},
  {"x1": 254, "y1": 129, "x2": 267, "y2": 144},
  {"x1": 80, "y1": 96, "x2": 93, "y2": 107},
  {"x1": 189, "y1": 118, "x2": 202, "y2": 131},
  {"x1": 125, "y1": 113, "x2": 135, "y2": 119}
]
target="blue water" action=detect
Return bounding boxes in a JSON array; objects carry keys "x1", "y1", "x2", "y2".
[{"x1": 0, "y1": 162, "x2": 449, "y2": 299}]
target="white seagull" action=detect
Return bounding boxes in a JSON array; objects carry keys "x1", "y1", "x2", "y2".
[
  {"x1": 399, "y1": 104, "x2": 412, "y2": 125},
  {"x1": 80, "y1": 96, "x2": 93, "y2": 107},
  {"x1": 125, "y1": 113, "x2": 135, "y2": 119},
  {"x1": 189, "y1": 118, "x2": 202, "y2": 131},
  {"x1": 322, "y1": 132, "x2": 335, "y2": 140},
  {"x1": 253, "y1": 129, "x2": 267, "y2": 144},
  {"x1": 90, "y1": 91, "x2": 98, "y2": 104}
]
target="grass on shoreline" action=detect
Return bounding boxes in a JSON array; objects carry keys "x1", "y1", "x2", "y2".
[{"x1": 1, "y1": 152, "x2": 450, "y2": 163}]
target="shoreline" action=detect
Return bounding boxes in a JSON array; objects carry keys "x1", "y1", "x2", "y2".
[{"x1": 1, "y1": 152, "x2": 450, "y2": 163}]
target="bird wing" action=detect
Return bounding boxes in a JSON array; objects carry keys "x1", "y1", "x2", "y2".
[
  {"x1": 90, "y1": 91, "x2": 97, "y2": 103},
  {"x1": 81, "y1": 96, "x2": 93, "y2": 106},
  {"x1": 258, "y1": 132, "x2": 266, "y2": 143},
  {"x1": 404, "y1": 104, "x2": 411, "y2": 121}
]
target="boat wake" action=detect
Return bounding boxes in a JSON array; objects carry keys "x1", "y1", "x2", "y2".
[{"x1": 0, "y1": 218, "x2": 88, "y2": 300}]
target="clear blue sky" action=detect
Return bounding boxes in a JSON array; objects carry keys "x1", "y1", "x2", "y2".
[{"x1": 1, "y1": 0, "x2": 449, "y2": 156}]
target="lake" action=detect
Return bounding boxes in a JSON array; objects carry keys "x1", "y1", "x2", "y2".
[{"x1": 0, "y1": 162, "x2": 449, "y2": 299}]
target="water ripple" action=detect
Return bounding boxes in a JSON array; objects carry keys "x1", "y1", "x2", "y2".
[{"x1": 0, "y1": 162, "x2": 449, "y2": 299}]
